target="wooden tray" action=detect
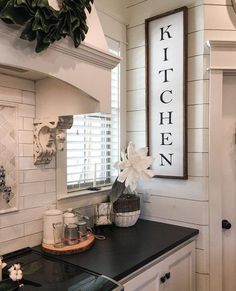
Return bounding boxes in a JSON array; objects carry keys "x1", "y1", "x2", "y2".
[{"x1": 42, "y1": 232, "x2": 95, "y2": 255}]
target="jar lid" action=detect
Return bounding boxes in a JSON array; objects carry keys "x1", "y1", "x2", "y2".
[
  {"x1": 67, "y1": 223, "x2": 78, "y2": 229},
  {"x1": 63, "y1": 212, "x2": 75, "y2": 218},
  {"x1": 44, "y1": 208, "x2": 63, "y2": 216},
  {"x1": 77, "y1": 220, "x2": 87, "y2": 226}
]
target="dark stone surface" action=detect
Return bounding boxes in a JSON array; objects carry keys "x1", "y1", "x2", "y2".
[{"x1": 36, "y1": 219, "x2": 199, "y2": 281}]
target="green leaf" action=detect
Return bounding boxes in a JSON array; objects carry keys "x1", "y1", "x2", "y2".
[
  {"x1": 35, "y1": 31, "x2": 51, "y2": 53},
  {"x1": 109, "y1": 179, "x2": 126, "y2": 204},
  {"x1": 0, "y1": 0, "x2": 94, "y2": 53},
  {"x1": 0, "y1": 0, "x2": 30, "y2": 24},
  {"x1": 20, "y1": 19, "x2": 36, "y2": 41}
]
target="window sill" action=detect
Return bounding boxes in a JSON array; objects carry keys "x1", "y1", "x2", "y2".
[{"x1": 57, "y1": 185, "x2": 112, "y2": 201}]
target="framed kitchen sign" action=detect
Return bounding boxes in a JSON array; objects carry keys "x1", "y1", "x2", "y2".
[{"x1": 145, "y1": 7, "x2": 188, "y2": 179}]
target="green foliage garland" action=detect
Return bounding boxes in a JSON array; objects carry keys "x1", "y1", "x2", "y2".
[{"x1": 0, "y1": 0, "x2": 94, "y2": 53}]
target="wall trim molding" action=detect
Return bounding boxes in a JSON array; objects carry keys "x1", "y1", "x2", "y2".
[{"x1": 207, "y1": 40, "x2": 236, "y2": 291}]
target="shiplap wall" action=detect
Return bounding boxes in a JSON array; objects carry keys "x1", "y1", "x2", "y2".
[
  {"x1": 0, "y1": 74, "x2": 57, "y2": 254},
  {"x1": 127, "y1": 0, "x2": 236, "y2": 290},
  {"x1": 126, "y1": 1, "x2": 210, "y2": 290}
]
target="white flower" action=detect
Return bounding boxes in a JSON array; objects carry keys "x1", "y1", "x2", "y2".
[
  {"x1": 8, "y1": 265, "x2": 15, "y2": 273},
  {"x1": 114, "y1": 142, "x2": 154, "y2": 192},
  {"x1": 8, "y1": 263, "x2": 23, "y2": 281},
  {"x1": 14, "y1": 264, "x2": 21, "y2": 271},
  {"x1": 16, "y1": 270, "x2": 23, "y2": 280},
  {"x1": 9, "y1": 270, "x2": 17, "y2": 281}
]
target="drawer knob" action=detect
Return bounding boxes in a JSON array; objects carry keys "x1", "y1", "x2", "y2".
[
  {"x1": 165, "y1": 272, "x2": 171, "y2": 280},
  {"x1": 160, "y1": 275, "x2": 166, "y2": 283}
]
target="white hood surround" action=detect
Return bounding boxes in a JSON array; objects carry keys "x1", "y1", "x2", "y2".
[{"x1": 0, "y1": 5, "x2": 120, "y2": 165}]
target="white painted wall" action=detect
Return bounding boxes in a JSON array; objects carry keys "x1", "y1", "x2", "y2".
[
  {"x1": 125, "y1": 1, "x2": 209, "y2": 290},
  {"x1": 1, "y1": 2, "x2": 235, "y2": 290},
  {"x1": 126, "y1": 1, "x2": 236, "y2": 291}
]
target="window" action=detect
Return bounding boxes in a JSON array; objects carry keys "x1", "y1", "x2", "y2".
[{"x1": 66, "y1": 39, "x2": 120, "y2": 192}]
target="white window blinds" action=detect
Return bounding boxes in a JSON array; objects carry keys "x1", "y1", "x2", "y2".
[{"x1": 67, "y1": 39, "x2": 120, "y2": 191}]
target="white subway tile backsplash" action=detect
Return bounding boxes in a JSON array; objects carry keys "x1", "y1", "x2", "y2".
[
  {"x1": 0, "y1": 233, "x2": 42, "y2": 255},
  {"x1": 18, "y1": 197, "x2": 24, "y2": 210},
  {"x1": 19, "y1": 144, "x2": 24, "y2": 157},
  {"x1": 23, "y1": 117, "x2": 33, "y2": 130},
  {"x1": 23, "y1": 144, "x2": 33, "y2": 157},
  {"x1": 24, "y1": 219, "x2": 43, "y2": 236},
  {"x1": 19, "y1": 182, "x2": 46, "y2": 196},
  {"x1": 19, "y1": 130, "x2": 33, "y2": 144},
  {"x1": 45, "y1": 180, "x2": 56, "y2": 193},
  {"x1": 19, "y1": 157, "x2": 36, "y2": 170},
  {"x1": 0, "y1": 86, "x2": 22, "y2": 103},
  {"x1": 0, "y1": 207, "x2": 46, "y2": 228},
  {"x1": 24, "y1": 169, "x2": 56, "y2": 183},
  {"x1": 23, "y1": 193, "x2": 56, "y2": 209},
  {"x1": 0, "y1": 224, "x2": 24, "y2": 243},
  {"x1": 22, "y1": 91, "x2": 35, "y2": 105},
  {"x1": 18, "y1": 171, "x2": 24, "y2": 183},
  {"x1": 18, "y1": 104, "x2": 35, "y2": 118},
  {"x1": 18, "y1": 117, "x2": 24, "y2": 130}
]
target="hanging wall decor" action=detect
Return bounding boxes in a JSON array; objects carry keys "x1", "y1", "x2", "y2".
[
  {"x1": 0, "y1": 104, "x2": 18, "y2": 214},
  {"x1": 0, "y1": 0, "x2": 94, "y2": 53},
  {"x1": 145, "y1": 7, "x2": 188, "y2": 179}
]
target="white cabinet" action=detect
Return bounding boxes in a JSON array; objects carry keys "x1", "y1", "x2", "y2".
[{"x1": 121, "y1": 240, "x2": 196, "y2": 291}]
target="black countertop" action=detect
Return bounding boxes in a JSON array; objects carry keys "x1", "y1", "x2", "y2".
[{"x1": 37, "y1": 219, "x2": 198, "y2": 281}]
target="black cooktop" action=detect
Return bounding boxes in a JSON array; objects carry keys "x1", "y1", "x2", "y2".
[{"x1": 1, "y1": 248, "x2": 123, "y2": 291}]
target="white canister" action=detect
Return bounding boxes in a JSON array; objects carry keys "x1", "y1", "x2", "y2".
[
  {"x1": 63, "y1": 209, "x2": 78, "y2": 225},
  {"x1": 43, "y1": 207, "x2": 63, "y2": 244}
]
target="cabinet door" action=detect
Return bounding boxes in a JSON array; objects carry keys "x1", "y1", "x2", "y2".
[
  {"x1": 123, "y1": 260, "x2": 165, "y2": 291},
  {"x1": 123, "y1": 241, "x2": 196, "y2": 291},
  {"x1": 161, "y1": 241, "x2": 195, "y2": 291}
]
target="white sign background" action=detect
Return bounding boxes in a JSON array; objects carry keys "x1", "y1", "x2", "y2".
[{"x1": 146, "y1": 8, "x2": 187, "y2": 178}]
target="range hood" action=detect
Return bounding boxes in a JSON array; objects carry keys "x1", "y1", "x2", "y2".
[
  {"x1": 0, "y1": 4, "x2": 120, "y2": 164},
  {"x1": 0, "y1": 5, "x2": 120, "y2": 115}
]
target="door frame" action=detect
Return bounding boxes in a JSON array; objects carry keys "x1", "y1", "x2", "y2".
[{"x1": 208, "y1": 40, "x2": 236, "y2": 291}]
